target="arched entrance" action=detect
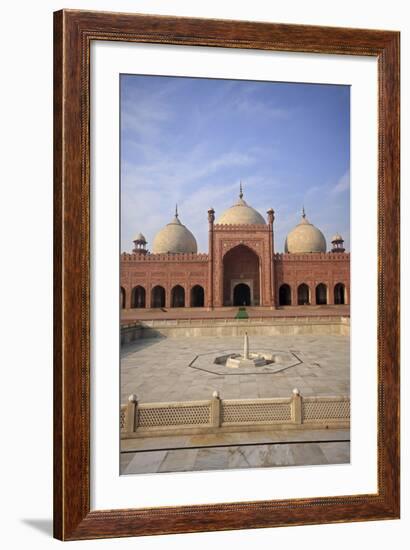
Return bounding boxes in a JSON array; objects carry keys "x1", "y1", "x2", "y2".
[
  {"x1": 223, "y1": 245, "x2": 260, "y2": 306},
  {"x1": 334, "y1": 283, "x2": 345, "y2": 305},
  {"x1": 279, "y1": 284, "x2": 291, "y2": 306},
  {"x1": 233, "y1": 283, "x2": 251, "y2": 306},
  {"x1": 297, "y1": 283, "x2": 310, "y2": 305},
  {"x1": 131, "y1": 285, "x2": 146, "y2": 308},
  {"x1": 120, "y1": 287, "x2": 126, "y2": 309},
  {"x1": 315, "y1": 283, "x2": 327, "y2": 305},
  {"x1": 171, "y1": 285, "x2": 185, "y2": 307},
  {"x1": 151, "y1": 285, "x2": 165, "y2": 308},
  {"x1": 191, "y1": 285, "x2": 204, "y2": 307}
]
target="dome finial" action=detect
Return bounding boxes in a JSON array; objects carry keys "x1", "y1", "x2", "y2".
[
  {"x1": 153, "y1": 203, "x2": 198, "y2": 253},
  {"x1": 216, "y1": 186, "x2": 266, "y2": 225},
  {"x1": 285, "y1": 210, "x2": 326, "y2": 253}
]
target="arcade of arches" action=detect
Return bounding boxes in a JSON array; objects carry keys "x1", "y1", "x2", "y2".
[
  {"x1": 120, "y1": 193, "x2": 349, "y2": 311},
  {"x1": 122, "y1": 280, "x2": 348, "y2": 309},
  {"x1": 125, "y1": 284, "x2": 207, "y2": 309},
  {"x1": 277, "y1": 282, "x2": 347, "y2": 307}
]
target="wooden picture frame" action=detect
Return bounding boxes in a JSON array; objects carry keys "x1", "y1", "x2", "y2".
[{"x1": 53, "y1": 9, "x2": 400, "y2": 540}]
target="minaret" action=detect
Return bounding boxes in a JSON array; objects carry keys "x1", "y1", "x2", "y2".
[
  {"x1": 267, "y1": 207, "x2": 275, "y2": 308},
  {"x1": 132, "y1": 233, "x2": 148, "y2": 255},
  {"x1": 208, "y1": 206, "x2": 215, "y2": 309},
  {"x1": 331, "y1": 233, "x2": 345, "y2": 253}
]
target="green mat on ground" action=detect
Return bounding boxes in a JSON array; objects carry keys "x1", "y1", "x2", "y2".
[{"x1": 235, "y1": 307, "x2": 249, "y2": 319}]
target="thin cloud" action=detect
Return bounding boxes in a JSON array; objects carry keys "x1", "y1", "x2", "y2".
[
  {"x1": 120, "y1": 75, "x2": 350, "y2": 253},
  {"x1": 332, "y1": 171, "x2": 350, "y2": 194}
]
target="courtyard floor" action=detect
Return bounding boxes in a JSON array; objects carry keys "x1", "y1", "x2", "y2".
[
  {"x1": 120, "y1": 333, "x2": 349, "y2": 474},
  {"x1": 121, "y1": 428, "x2": 350, "y2": 474},
  {"x1": 121, "y1": 334, "x2": 349, "y2": 403}
]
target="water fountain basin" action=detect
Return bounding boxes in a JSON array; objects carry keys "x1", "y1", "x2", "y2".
[
  {"x1": 213, "y1": 332, "x2": 276, "y2": 369},
  {"x1": 225, "y1": 352, "x2": 271, "y2": 368}
]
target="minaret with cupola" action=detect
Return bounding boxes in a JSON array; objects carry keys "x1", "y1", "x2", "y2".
[
  {"x1": 331, "y1": 233, "x2": 345, "y2": 253},
  {"x1": 132, "y1": 232, "x2": 148, "y2": 255}
]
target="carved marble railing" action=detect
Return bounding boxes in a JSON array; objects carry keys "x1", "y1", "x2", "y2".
[{"x1": 120, "y1": 390, "x2": 350, "y2": 438}]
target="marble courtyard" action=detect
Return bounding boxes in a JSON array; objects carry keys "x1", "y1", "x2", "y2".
[
  {"x1": 120, "y1": 332, "x2": 350, "y2": 474},
  {"x1": 119, "y1": 188, "x2": 350, "y2": 474}
]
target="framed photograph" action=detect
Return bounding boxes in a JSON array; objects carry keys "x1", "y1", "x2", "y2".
[{"x1": 54, "y1": 9, "x2": 400, "y2": 540}]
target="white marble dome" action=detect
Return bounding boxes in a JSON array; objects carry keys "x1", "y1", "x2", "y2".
[
  {"x1": 133, "y1": 232, "x2": 147, "y2": 243},
  {"x1": 285, "y1": 210, "x2": 327, "y2": 253},
  {"x1": 216, "y1": 187, "x2": 266, "y2": 225},
  {"x1": 152, "y1": 209, "x2": 197, "y2": 254}
]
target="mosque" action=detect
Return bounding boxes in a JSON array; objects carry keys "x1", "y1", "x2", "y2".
[{"x1": 120, "y1": 185, "x2": 349, "y2": 311}]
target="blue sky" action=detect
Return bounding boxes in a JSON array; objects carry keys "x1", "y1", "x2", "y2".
[{"x1": 121, "y1": 75, "x2": 350, "y2": 253}]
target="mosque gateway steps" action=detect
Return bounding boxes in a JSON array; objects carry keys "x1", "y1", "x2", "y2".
[{"x1": 120, "y1": 316, "x2": 350, "y2": 343}]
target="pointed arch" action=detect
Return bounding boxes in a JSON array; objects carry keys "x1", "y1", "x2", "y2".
[
  {"x1": 334, "y1": 283, "x2": 346, "y2": 305},
  {"x1": 191, "y1": 285, "x2": 204, "y2": 307},
  {"x1": 171, "y1": 285, "x2": 185, "y2": 307},
  {"x1": 279, "y1": 284, "x2": 292, "y2": 306},
  {"x1": 315, "y1": 283, "x2": 327, "y2": 305},
  {"x1": 131, "y1": 285, "x2": 146, "y2": 308},
  {"x1": 120, "y1": 287, "x2": 126, "y2": 309},
  {"x1": 233, "y1": 283, "x2": 251, "y2": 306},
  {"x1": 223, "y1": 244, "x2": 260, "y2": 306},
  {"x1": 151, "y1": 285, "x2": 165, "y2": 308},
  {"x1": 297, "y1": 283, "x2": 310, "y2": 305}
]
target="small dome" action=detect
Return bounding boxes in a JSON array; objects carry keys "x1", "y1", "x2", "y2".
[
  {"x1": 152, "y1": 208, "x2": 197, "y2": 254},
  {"x1": 331, "y1": 233, "x2": 344, "y2": 242},
  {"x1": 216, "y1": 185, "x2": 266, "y2": 225},
  {"x1": 133, "y1": 232, "x2": 147, "y2": 243},
  {"x1": 285, "y1": 210, "x2": 326, "y2": 253}
]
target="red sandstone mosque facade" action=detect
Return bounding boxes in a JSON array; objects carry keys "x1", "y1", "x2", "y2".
[{"x1": 120, "y1": 186, "x2": 349, "y2": 311}]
